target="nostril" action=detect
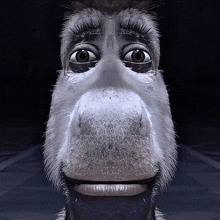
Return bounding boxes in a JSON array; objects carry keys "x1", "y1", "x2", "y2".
[
  {"x1": 71, "y1": 113, "x2": 82, "y2": 135},
  {"x1": 73, "y1": 116, "x2": 94, "y2": 135},
  {"x1": 139, "y1": 111, "x2": 151, "y2": 136},
  {"x1": 139, "y1": 122, "x2": 143, "y2": 128},
  {"x1": 78, "y1": 116, "x2": 82, "y2": 128},
  {"x1": 139, "y1": 115, "x2": 143, "y2": 128}
]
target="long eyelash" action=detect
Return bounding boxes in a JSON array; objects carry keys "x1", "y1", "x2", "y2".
[
  {"x1": 139, "y1": 26, "x2": 152, "y2": 35},
  {"x1": 120, "y1": 21, "x2": 152, "y2": 37},
  {"x1": 69, "y1": 23, "x2": 102, "y2": 36}
]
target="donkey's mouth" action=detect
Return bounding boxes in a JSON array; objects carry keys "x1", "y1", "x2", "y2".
[
  {"x1": 65, "y1": 176, "x2": 155, "y2": 196},
  {"x1": 74, "y1": 184, "x2": 147, "y2": 196}
]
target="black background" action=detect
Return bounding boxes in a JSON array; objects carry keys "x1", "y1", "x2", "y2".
[{"x1": 0, "y1": 0, "x2": 220, "y2": 147}]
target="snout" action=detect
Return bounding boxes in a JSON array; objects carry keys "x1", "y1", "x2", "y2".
[
  {"x1": 70, "y1": 89, "x2": 151, "y2": 137},
  {"x1": 71, "y1": 105, "x2": 150, "y2": 137},
  {"x1": 61, "y1": 89, "x2": 160, "y2": 196}
]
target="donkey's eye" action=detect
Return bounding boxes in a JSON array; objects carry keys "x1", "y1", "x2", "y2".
[
  {"x1": 70, "y1": 50, "x2": 97, "y2": 63},
  {"x1": 124, "y1": 50, "x2": 151, "y2": 63},
  {"x1": 68, "y1": 48, "x2": 98, "y2": 73},
  {"x1": 122, "y1": 46, "x2": 152, "y2": 73}
]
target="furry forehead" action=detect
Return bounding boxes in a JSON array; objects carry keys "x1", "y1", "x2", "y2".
[
  {"x1": 60, "y1": 7, "x2": 159, "y2": 67},
  {"x1": 66, "y1": 0, "x2": 154, "y2": 15},
  {"x1": 62, "y1": 7, "x2": 158, "y2": 33}
]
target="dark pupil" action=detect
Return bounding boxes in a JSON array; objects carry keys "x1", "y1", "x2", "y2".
[
  {"x1": 76, "y1": 50, "x2": 89, "y2": 62},
  {"x1": 132, "y1": 50, "x2": 145, "y2": 62}
]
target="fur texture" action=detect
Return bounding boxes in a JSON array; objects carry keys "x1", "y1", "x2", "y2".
[{"x1": 44, "y1": 1, "x2": 177, "y2": 219}]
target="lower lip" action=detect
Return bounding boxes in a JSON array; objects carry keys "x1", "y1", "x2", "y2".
[{"x1": 74, "y1": 184, "x2": 147, "y2": 196}]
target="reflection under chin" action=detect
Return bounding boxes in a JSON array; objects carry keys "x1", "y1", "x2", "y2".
[
  {"x1": 65, "y1": 189, "x2": 154, "y2": 220},
  {"x1": 62, "y1": 172, "x2": 158, "y2": 220}
]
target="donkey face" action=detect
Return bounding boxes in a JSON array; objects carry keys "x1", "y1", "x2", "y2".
[{"x1": 44, "y1": 2, "x2": 177, "y2": 219}]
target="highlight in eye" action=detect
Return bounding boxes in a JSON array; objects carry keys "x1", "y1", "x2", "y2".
[
  {"x1": 68, "y1": 44, "x2": 99, "y2": 73},
  {"x1": 124, "y1": 50, "x2": 151, "y2": 63},
  {"x1": 121, "y1": 44, "x2": 152, "y2": 73},
  {"x1": 70, "y1": 50, "x2": 98, "y2": 63}
]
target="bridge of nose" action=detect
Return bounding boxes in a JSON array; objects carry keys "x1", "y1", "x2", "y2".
[
  {"x1": 92, "y1": 17, "x2": 126, "y2": 87},
  {"x1": 102, "y1": 18, "x2": 119, "y2": 52}
]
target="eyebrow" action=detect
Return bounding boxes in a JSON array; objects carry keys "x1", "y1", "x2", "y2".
[
  {"x1": 68, "y1": 22, "x2": 102, "y2": 45},
  {"x1": 119, "y1": 20, "x2": 152, "y2": 43}
]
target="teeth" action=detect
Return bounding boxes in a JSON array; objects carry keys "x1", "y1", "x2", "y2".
[{"x1": 74, "y1": 184, "x2": 147, "y2": 196}]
